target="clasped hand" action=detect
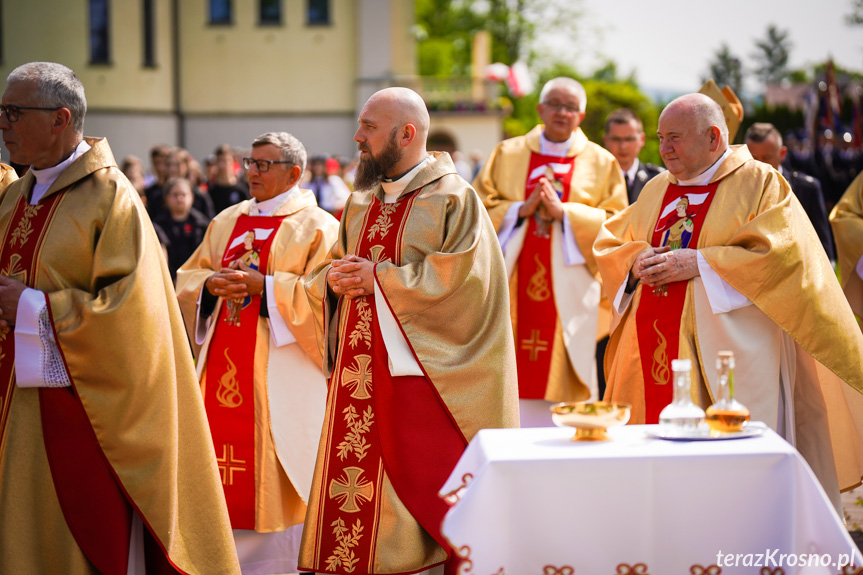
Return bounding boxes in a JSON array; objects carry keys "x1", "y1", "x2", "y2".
[
  {"x1": 0, "y1": 276, "x2": 26, "y2": 329},
  {"x1": 630, "y1": 246, "x2": 699, "y2": 289},
  {"x1": 326, "y1": 255, "x2": 375, "y2": 300},
  {"x1": 205, "y1": 261, "x2": 264, "y2": 299},
  {"x1": 518, "y1": 177, "x2": 564, "y2": 221}
]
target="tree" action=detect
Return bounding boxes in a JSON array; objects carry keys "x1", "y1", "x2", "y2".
[
  {"x1": 752, "y1": 25, "x2": 791, "y2": 86},
  {"x1": 705, "y1": 44, "x2": 744, "y2": 96},
  {"x1": 846, "y1": 0, "x2": 863, "y2": 25}
]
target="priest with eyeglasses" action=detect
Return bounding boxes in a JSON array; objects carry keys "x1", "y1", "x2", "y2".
[{"x1": 177, "y1": 131, "x2": 339, "y2": 575}]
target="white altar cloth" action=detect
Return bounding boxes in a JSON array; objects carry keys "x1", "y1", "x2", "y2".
[{"x1": 440, "y1": 425, "x2": 863, "y2": 575}]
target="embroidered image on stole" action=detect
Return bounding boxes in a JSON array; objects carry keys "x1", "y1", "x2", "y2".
[
  {"x1": 635, "y1": 183, "x2": 719, "y2": 423},
  {"x1": 204, "y1": 214, "x2": 284, "y2": 529}
]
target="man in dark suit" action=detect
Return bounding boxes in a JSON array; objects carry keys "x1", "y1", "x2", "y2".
[
  {"x1": 603, "y1": 108, "x2": 664, "y2": 204},
  {"x1": 745, "y1": 123, "x2": 836, "y2": 261}
]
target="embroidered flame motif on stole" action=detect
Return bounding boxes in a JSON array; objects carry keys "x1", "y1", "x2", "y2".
[
  {"x1": 216, "y1": 349, "x2": 243, "y2": 407},
  {"x1": 526, "y1": 254, "x2": 551, "y2": 301},
  {"x1": 650, "y1": 321, "x2": 669, "y2": 385}
]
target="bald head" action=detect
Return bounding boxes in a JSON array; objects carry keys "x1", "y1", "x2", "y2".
[
  {"x1": 354, "y1": 87, "x2": 431, "y2": 188},
  {"x1": 657, "y1": 93, "x2": 728, "y2": 181},
  {"x1": 662, "y1": 93, "x2": 728, "y2": 144}
]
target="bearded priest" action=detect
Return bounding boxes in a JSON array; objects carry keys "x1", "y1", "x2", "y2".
[{"x1": 298, "y1": 87, "x2": 519, "y2": 575}]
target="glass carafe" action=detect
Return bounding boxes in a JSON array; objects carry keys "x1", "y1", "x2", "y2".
[
  {"x1": 705, "y1": 351, "x2": 750, "y2": 433},
  {"x1": 658, "y1": 358, "x2": 706, "y2": 436}
]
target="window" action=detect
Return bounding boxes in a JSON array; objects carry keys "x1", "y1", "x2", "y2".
[
  {"x1": 89, "y1": 0, "x2": 110, "y2": 64},
  {"x1": 209, "y1": 0, "x2": 232, "y2": 25},
  {"x1": 307, "y1": 0, "x2": 329, "y2": 25},
  {"x1": 259, "y1": 0, "x2": 281, "y2": 25},
  {"x1": 143, "y1": 0, "x2": 156, "y2": 66}
]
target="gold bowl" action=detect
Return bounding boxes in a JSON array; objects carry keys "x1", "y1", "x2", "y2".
[{"x1": 550, "y1": 401, "x2": 631, "y2": 441}]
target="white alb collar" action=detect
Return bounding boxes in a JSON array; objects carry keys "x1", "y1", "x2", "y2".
[
  {"x1": 677, "y1": 148, "x2": 732, "y2": 187},
  {"x1": 29, "y1": 140, "x2": 92, "y2": 204},
  {"x1": 539, "y1": 131, "x2": 575, "y2": 156},
  {"x1": 249, "y1": 184, "x2": 299, "y2": 216},
  {"x1": 381, "y1": 156, "x2": 430, "y2": 204}
]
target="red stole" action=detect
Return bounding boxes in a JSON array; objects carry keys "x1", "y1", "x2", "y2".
[
  {"x1": 635, "y1": 182, "x2": 719, "y2": 423},
  {"x1": 515, "y1": 153, "x2": 575, "y2": 398},
  {"x1": 308, "y1": 191, "x2": 466, "y2": 574},
  {"x1": 0, "y1": 191, "x2": 178, "y2": 575},
  {"x1": 0, "y1": 193, "x2": 65, "y2": 455},
  {"x1": 204, "y1": 214, "x2": 284, "y2": 529}
]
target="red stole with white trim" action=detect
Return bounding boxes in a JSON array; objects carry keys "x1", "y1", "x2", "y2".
[
  {"x1": 515, "y1": 153, "x2": 574, "y2": 398},
  {"x1": 635, "y1": 182, "x2": 719, "y2": 423},
  {"x1": 204, "y1": 214, "x2": 284, "y2": 529}
]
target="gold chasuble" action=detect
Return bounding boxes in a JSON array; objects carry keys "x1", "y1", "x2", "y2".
[
  {"x1": 830, "y1": 171, "x2": 863, "y2": 328},
  {"x1": 595, "y1": 145, "x2": 863, "y2": 499},
  {"x1": 474, "y1": 125, "x2": 626, "y2": 402},
  {"x1": 300, "y1": 153, "x2": 519, "y2": 575},
  {"x1": 0, "y1": 138, "x2": 239, "y2": 574},
  {"x1": 177, "y1": 190, "x2": 338, "y2": 534}
]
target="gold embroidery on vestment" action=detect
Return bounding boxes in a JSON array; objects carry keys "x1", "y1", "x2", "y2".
[
  {"x1": 329, "y1": 467, "x2": 374, "y2": 513},
  {"x1": 216, "y1": 443, "x2": 247, "y2": 485},
  {"x1": 526, "y1": 254, "x2": 551, "y2": 301},
  {"x1": 216, "y1": 348, "x2": 243, "y2": 407},
  {"x1": 650, "y1": 321, "x2": 669, "y2": 385},
  {"x1": 348, "y1": 299, "x2": 372, "y2": 349},
  {"x1": 336, "y1": 404, "x2": 374, "y2": 462},
  {"x1": 10, "y1": 204, "x2": 40, "y2": 248},
  {"x1": 325, "y1": 518, "x2": 364, "y2": 573},
  {"x1": 366, "y1": 202, "x2": 399, "y2": 241},
  {"x1": 342, "y1": 355, "x2": 373, "y2": 400},
  {"x1": 521, "y1": 329, "x2": 548, "y2": 362}
]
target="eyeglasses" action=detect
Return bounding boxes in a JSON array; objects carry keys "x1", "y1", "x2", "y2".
[
  {"x1": 541, "y1": 101, "x2": 580, "y2": 115},
  {"x1": 243, "y1": 157, "x2": 292, "y2": 173},
  {"x1": 0, "y1": 104, "x2": 62, "y2": 123},
  {"x1": 606, "y1": 136, "x2": 641, "y2": 144}
]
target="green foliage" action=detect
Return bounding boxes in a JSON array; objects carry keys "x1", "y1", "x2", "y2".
[
  {"x1": 847, "y1": 0, "x2": 863, "y2": 25},
  {"x1": 415, "y1": 0, "x2": 479, "y2": 76},
  {"x1": 752, "y1": 24, "x2": 791, "y2": 86},
  {"x1": 705, "y1": 44, "x2": 744, "y2": 96},
  {"x1": 738, "y1": 103, "x2": 805, "y2": 145}
]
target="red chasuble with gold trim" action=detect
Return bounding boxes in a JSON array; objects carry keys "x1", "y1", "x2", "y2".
[
  {"x1": 516, "y1": 153, "x2": 574, "y2": 398},
  {"x1": 205, "y1": 214, "x2": 284, "y2": 529},
  {"x1": 303, "y1": 191, "x2": 466, "y2": 575},
  {"x1": 635, "y1": 182, "x2": 719, "y2": 423}
]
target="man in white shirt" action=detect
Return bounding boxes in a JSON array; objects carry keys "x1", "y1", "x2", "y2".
[{"x1": 603, "y1": 107, "x2": 664, "y2": 205}]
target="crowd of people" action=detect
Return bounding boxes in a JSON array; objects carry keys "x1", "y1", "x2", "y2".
[{"x1": 0, "y1": 60, "x2": 861, "y2": 575}]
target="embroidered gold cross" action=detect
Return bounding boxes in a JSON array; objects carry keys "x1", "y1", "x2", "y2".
[
  {"x1": 342, "y1": 355, "x2": 372, "y2": 400},
  {"x1": 329, "y1": 466, "x2": 374, "y2": 513},
  {"x1": 216, "y1": 443, "x2": 247, "y2": 486},
  {"x1": 521, "y1": 329, "x2": 548, "y2": 362}
]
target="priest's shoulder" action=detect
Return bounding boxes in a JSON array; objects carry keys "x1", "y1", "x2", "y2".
[{"x1": 495, "y1": 132, "x2": 531, "y2": 155}]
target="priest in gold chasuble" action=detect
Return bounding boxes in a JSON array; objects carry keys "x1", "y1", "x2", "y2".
[
  {"x1": 594, "y1": 93, "x2": 863, "y2": 515},
  {"x1": 0, "y1": 62, "x2": 239, "y2": 574},
  {"x1": 830, "y1": 172, "x2": 863, "y2": 329},
  {"x1": 299, "y1": 88, "x2": 519, "y2": 575},
  {"x1": 473, "y1": 77, "x2": 627, "y2": 427},
  {"x1": 177, "y1": 132, "x2": 339, "y2": 575}
]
